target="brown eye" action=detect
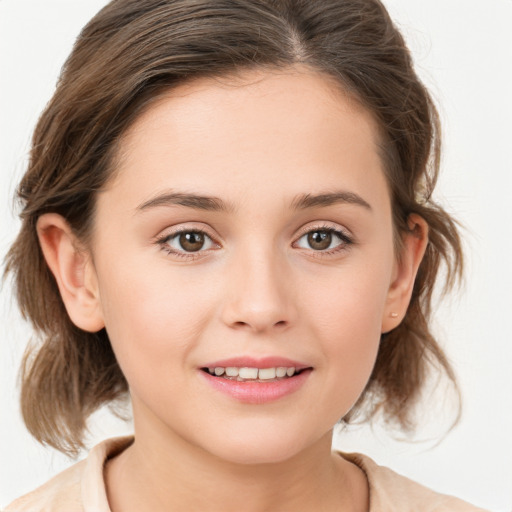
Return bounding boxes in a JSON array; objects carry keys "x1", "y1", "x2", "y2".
[
  {"x1": 307, "y1": 231, "x2": 332, "y2": 250},
  {"x1": 179, "y1": 232, "x2": 205, "y2": 252},
  {"x1": 160, "y1": 230, "x2": 216, "y2": 255},
  {"x1": 294, "y1": 227, "x2": 352, "y2": 253}
]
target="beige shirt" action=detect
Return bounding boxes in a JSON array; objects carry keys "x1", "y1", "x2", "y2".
[{"x1": 3, "y1": 436, "x2": 488, "y2": 512}]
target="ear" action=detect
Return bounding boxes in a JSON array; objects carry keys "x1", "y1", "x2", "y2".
[
  {"x1": 37, "y1": 213, "x2": 105, "y2": 333},
  {"x1": 381, "y1": 214, "x2": 429, "y2": 333}
]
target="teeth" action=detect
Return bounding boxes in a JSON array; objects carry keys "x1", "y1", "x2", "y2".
[
  {"x1": 238, "y1": 367, "x2": 258, "y2": 379},
  {"x1": 258, "y1": 368, "x2": 276, "y2": 380},
  {"x1": 207, "y1": 366, "x2": 299, "y2": 380},
  {"x1": 225, "y1": 367, "x2": 239, "y2": 377},
  {"x1": 276, "y1": 367, "x2": 287, "y2": 378}
]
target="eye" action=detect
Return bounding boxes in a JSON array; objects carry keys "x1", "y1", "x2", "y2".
[
  {"x1": 294, "y1": 227, "x2": 352, "y2": 252},
  {"x1": 159, "y1": 230, "x2": 216, "y2": 254}
]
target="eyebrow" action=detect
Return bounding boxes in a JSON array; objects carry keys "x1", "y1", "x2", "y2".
[
  {"x1": 136, "y1": 192, "x2": 234, "y2": 213},
  {"x1": 291, "y1": 191, "x2": 372, "y2": 211},
  {"x1": 136, "y1": 189, "x2": 371, "y2": 214}
]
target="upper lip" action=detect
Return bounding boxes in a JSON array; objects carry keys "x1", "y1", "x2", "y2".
[{"x1": 201, "y1": 356, "x2": 311, "y2": 371}]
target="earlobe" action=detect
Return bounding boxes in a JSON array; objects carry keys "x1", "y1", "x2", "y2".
[
  {"x1": 36, "y1": 213, "x2": 105, "y2": 333},
  {"x1": 381, "y1": 214, "x2": 429, "y2": 333}
]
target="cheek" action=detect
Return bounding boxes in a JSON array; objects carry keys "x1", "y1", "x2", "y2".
[
  {"x1": 300, "y1": 256, "x2": 392, "y2": 408},
  {"x1": 309, "y1": 284, "x2": 383, "y2": 368},
  {"x1": 95, "y1": 257, "x2": 217, "y2": 372},
  {"x1": 304, "y1": 254, "x2": 391, "y2": 338}
]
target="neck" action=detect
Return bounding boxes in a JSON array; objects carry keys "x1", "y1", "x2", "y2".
[{"x1": 105, "y1": 408, "x2": 368, "y2": 512}]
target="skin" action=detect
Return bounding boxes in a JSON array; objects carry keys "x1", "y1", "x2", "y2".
[{"x1": 37, "y1": 66, "x2": 428, "y2": 512}]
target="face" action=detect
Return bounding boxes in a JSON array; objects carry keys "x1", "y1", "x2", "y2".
[{"x1": 87, "y1": 67, "x2": 401, "y2": 464}]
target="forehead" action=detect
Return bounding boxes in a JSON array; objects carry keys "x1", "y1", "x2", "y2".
[
  {"x1": 104, "y1": 66, "x2": 387, "y2": 214},
  {"x1": 120, "y1": 65, "x2": 377, "y2": 152}
]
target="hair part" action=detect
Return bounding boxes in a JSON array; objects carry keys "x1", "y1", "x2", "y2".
[{"x1": 5, "y1": 0, "x2": 463, "y2": 456}]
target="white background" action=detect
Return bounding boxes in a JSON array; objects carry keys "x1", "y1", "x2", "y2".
[{"x1": 1, "y1": 1, "x2": 511, "y2": 510}]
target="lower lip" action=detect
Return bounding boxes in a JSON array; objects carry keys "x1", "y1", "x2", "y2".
[{"x1": 199, "y1": 369, "x2": 312, "y2": 404}]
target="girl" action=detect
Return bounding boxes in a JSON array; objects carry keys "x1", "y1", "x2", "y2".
[{"x1": 1, "y1": 0, "x2": 495, "y2": 510}]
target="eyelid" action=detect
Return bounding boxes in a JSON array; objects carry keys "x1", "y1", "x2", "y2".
[
  {"x1": 294, "y1": 221, "x2": 353, "y2": 241},
  {"x1": 155, "y1": 220, "x2": 221, "y2": 241}
]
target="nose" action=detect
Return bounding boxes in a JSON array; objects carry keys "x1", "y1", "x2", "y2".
[{"x1": 220, "y1": 248, "x2": 296, "y2": 334}]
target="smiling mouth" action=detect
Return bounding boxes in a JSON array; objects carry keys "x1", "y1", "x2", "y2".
[{"x1": 201, "y1": 366, "x2": 309, "y2": 382}]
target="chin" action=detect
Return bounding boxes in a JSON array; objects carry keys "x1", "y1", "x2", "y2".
[{"x1": 203, "y1": 426, "x2": 320, "y2": 466}]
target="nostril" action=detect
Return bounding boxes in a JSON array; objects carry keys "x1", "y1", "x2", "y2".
[
  {"x1": 231, "y1": 320, "x2": 288, "y2": 329},
  {"x1": 226, "y1": 319, "x2": 289, "y2": 334}
]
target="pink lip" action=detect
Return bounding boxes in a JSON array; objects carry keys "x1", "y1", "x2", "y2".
[{"x1": 198, "y1": 356, "x2": 313, "y2": 405}]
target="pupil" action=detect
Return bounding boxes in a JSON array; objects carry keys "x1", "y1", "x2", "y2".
[
  {"x1": 180, "y1": 232, "x2": 204, "y2": 252},
  {"x1": 308, "y1": 231, "x2": 331, "y2": 250}
]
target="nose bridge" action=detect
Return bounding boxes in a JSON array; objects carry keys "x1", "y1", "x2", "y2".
[{"x1": 221, "y1": 242, "x2": 294, "y2": 332}]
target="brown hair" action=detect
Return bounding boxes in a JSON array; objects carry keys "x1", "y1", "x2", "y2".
[{"x1": 4, "y1": 0, "x2": 463, "y2": 456}]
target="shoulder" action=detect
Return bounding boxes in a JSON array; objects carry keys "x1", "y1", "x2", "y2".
[
  {"x1": 338, "y1": 452, "x2": 490, "y2": 512},
  {"x1": 2, "y1": 459, "x2": 86, "y2": 512},
  {"x1": 3, "y1": 436, "x2": 134, "y2": 512}
]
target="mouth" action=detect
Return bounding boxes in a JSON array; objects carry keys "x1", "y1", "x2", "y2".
[
  {"x1": 199, "y1": 361, "x2": 313, "y2": 404},
  {"x1": 200, "y1": 366, "x2": 309, "y2": 382}
]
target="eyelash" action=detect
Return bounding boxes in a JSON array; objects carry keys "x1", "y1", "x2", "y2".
[{"x1": 156, "y1": 224, "x2": 354, "y2": 260}]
